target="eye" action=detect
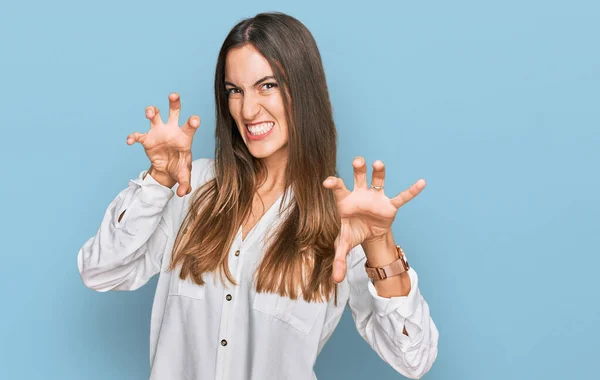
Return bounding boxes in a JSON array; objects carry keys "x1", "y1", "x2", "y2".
[
  {"x1": 226, "y1": 87, "x2": 242, "y2": 96},
  {"x1": 261, "y1": 82, "x2": 278, "y2": 91}
]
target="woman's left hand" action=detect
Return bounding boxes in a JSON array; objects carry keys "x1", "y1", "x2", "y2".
[{"x1": 323, "y1": 157, "x2": 426, "y2": 283}]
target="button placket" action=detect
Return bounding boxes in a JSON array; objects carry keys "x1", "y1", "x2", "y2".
[{"x1": 215, "y1": 240, "x2": 244, "y2": 379}]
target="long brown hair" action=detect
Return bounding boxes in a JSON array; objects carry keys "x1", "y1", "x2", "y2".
[{"x1": 169, "y1": 12, "x2": 339, "y2": 302}]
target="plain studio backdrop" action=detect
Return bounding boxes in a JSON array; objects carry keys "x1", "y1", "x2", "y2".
[{"x1": 1, "y1": 1, "x2": 598, "y2": 379}]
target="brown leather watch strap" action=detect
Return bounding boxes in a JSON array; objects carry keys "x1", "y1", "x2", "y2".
[{"x1": 365, "y1": 245, "x2": 410, "y2": 281}]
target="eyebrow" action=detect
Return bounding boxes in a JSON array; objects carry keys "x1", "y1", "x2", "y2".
[{"x1": 224, "y1": 75, "x2": 276, "y2": 88}]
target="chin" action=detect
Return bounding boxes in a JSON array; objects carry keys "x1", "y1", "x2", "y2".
[
  {"x1": 247, "y1": 146, "x2": 277, "y2": 159},
  {"x1": 246, "y1": 142, "x2": 288, "y2": 161},
  {"x1": 247, "y1": 150, "x2": 270, "y2": 159}
]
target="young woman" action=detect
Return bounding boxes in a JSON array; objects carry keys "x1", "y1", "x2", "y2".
[{"x1": 78, "y1": 12, "x2": 438, "y2": 380}]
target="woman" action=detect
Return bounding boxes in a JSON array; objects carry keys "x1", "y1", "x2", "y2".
[{"x1": 78, "y1": 12, "x2": 438, "y2": 380}]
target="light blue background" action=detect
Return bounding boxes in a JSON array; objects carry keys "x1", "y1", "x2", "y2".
[{"x1": 1, "y1": 0, "x2": 598, "y2": 379}]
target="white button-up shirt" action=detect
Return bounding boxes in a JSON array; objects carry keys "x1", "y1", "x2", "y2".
[{"x1": 77, "y1": 158, "x2": 438, "y2": 380}]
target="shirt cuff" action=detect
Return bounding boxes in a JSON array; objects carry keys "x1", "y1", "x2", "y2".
[
  {"x1": 129, "y1": 170, "x2": 175, "y2": 208},
  {"x1": 367, "y1": 267, "x2": 422, "y2": 319}
]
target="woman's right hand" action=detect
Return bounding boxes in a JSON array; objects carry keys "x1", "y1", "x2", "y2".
[{"x1": 126, "y1": 93, "x2": 200, "y2": 197}]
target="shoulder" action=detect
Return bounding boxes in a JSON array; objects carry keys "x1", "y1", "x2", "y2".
[{"x1": 190, "y1": 158, "x2": 216, "y2": 188}]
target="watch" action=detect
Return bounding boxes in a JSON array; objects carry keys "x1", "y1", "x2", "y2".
[{"x1": 364, "y1": 245, "x2": 410, "y2": 281}]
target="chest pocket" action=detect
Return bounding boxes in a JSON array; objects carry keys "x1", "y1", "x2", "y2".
[
  {"x1": 252, "y1": 291, "x2": 325, "y2": 335},
  {"x1": 167, "y1": 267, "x2": 206, "y2": 300}
]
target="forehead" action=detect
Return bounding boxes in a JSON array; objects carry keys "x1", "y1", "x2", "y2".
[{"x1": 225, "y1": 44, "x2": 274, "y2": 83}]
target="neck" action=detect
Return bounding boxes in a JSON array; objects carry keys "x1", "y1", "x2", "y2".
[{"x1": 257, "y1": 149, "x2": 288, "y2": 193}]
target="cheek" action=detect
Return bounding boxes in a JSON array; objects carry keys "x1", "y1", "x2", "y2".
[
  {"x1": 275, "y1": 100, "x2": 289, "y2": 139},
  {"x1": 228, "y1": 99, "x2": 239, "y2": 116},
  {"x1": 228, "y1": 100, "x2": 243, "y2": 126},
  {"x1": 265, "y1": 95, "x2": 287, "y2": 125}
]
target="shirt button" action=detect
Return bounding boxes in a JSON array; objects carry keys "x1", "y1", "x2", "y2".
[
  {"x1": 221, "y1": 339, "x2": 228, "y2": 346},
  {"x1": 235, "y1": 250, "x2": 240, "y2": 257},
  {"x1": 226, "y1": 294, "x2": 232, "y2": 301}
]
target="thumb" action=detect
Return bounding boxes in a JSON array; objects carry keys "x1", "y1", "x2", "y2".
[
  {"x1": 332, "y1": 237, "x2": 350, "y2": 283},
  {"x1": 176, "y1": 167, "x2": 191, "y2": 197}
]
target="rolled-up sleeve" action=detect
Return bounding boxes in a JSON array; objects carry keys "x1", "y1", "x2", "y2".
[
  {"x1": 346, "y1": 244, "x2": 439, "y2": 379},
  {"x1": 77, "y1": 170, "x2": 175, "y2": 292}
]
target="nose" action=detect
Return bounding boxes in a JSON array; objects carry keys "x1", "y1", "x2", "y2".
[{"x1": 241, "y1": 92, "x2": 261, "y2": 121}]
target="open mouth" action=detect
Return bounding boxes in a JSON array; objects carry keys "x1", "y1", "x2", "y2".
[{"x1": 246, "y1": 121, "x2": 275, "y2": 136}]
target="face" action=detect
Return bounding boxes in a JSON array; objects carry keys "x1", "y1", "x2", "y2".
[{"x1": 224, "y1": 44, "x2": 289, "y2": 161}]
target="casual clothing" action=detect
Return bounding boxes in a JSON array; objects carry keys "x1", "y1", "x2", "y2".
[{"x1": 77, "y1": 158, "x2": 438, "y2": 379}]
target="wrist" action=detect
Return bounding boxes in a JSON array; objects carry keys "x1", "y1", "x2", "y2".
[
  {"x1": 361, "y1": 231, "x2": 397, "y2": 267},
  {"x1": 146, "y1": 166, "x2": 177, "y2": 188}
]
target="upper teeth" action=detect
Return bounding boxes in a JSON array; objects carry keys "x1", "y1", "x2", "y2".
[{"x1": 248, "y1": 122, "x2": 274, "y2": 135}]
